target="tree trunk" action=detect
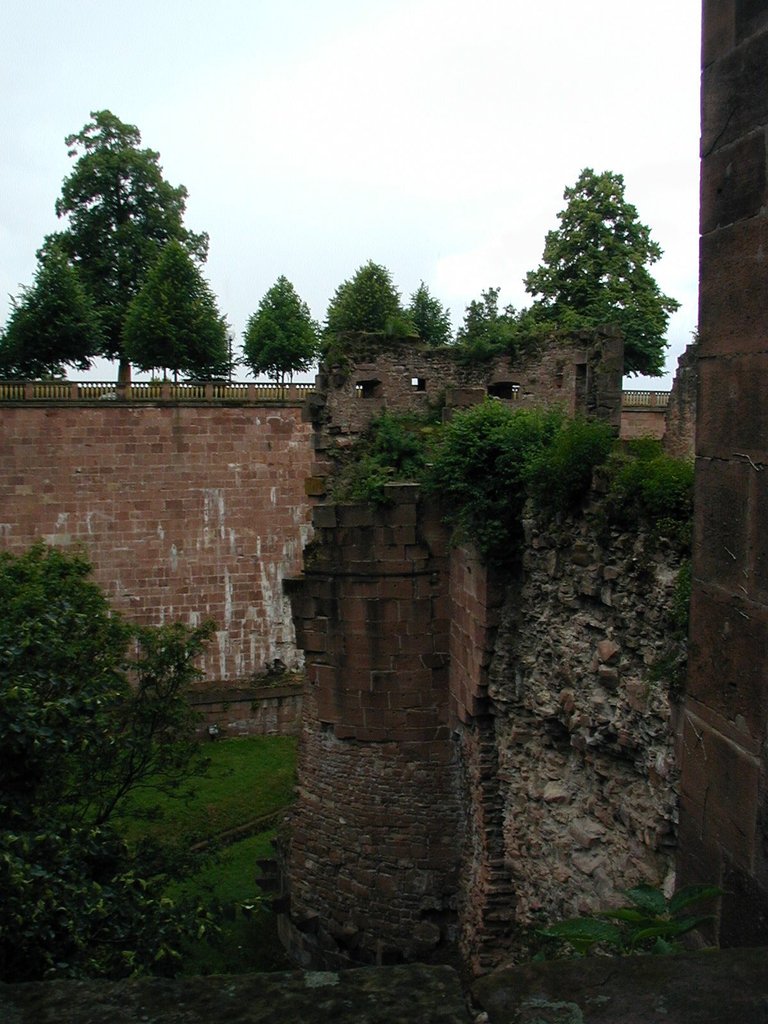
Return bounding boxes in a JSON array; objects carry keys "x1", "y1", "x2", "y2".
[{"x1": 117, "y1": 358, "x2": 132, "y2": 385}]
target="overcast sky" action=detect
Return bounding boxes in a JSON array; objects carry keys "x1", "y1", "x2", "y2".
[{"x1": 1, "y1": 0, "x2": 701, "y2": 387}]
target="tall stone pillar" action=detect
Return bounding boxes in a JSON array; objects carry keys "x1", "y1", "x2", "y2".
[{"x1": 678, "y1": 0, "x2": 768, "y2": 943}]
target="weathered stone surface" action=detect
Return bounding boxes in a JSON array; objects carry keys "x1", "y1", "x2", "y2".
[
  {"x1": 484, "y1": 507, "x2": 683, "y2": 931},
  {"x1": 472, "y1": 947, "x2": 768, "y2": 1023},
  {"x1": 0, "y1": 966, "x2": 473, "y2": 1024}
]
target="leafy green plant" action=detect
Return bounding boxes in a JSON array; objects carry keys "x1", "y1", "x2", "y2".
[
  {"x1": 606, "y1": 439, "x2": 694, "y2": 548},
  {"x1": 425, "y1": 401, "x2": 562, "y2": 563},
  {"x1": 0, "y1": 543, "x2": 217, "y2": 981},
  {"x1": 538, "y1": 883, "x2": 722, "y2": 957},
  {"x1": 524, "y1": 416, "x2": 614, "y2": 516},
  {"x1": 331, "y1": 411, "x2": 436, "y2": 504}
]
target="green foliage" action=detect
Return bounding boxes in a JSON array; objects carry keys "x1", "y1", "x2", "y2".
[
  {"x1": 606, "y1": 439, "x2": 694, "y2": 548},
  {"x1": 122, "y1": 240, "x2": 229, "y2": 381},
  {"x1": 426, "y1": 402, "x2": 564, "y2": 563},
  {"x1": 407, "y1": 281, "x2": 452, "y2": 345},
  {"x1": 325, "y1": 261, "x2": 414, "y2": 339},
  {"x1": 524, "y1": 168, "x2": 680, "y2": 376},
  {"x1": 0, "y1": 241, "x2": 103, "y2": 379},
  {"x1": 53, "y1": 110, "x2": 209, "y2": 376},
  {"x1": 539, "y1": 884, "x2": 722, "y2": 957},
  {"x1": 0, "y1": 544, "x2": 216, "y2": 981},
  {"x1": 455, "y1": 287, "x2": 522, "y2": 362},
  {"x1": 525, "y1": 417, "x2": 615, "y2": 516},
  {"x1": 331, "y1": 411, "x2": 436, "y2": 504},
  {"x1": 243, "y1": 275, "x2": 319, "y2": 386}
]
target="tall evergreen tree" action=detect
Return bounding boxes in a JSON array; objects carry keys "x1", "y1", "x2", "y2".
[{"x1": 524, "y1": 168, "x2": 679, "y2": 376}]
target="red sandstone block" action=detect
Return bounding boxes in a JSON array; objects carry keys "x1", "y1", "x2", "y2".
[
  {"x1": 700, "y1": 218, "x2": 768, "y2": 357},
  {"x1": 679, "y1": 711, "x2": 759, "y2": 869},
  {"x1": 692, "y1": 458, "x2": 750, "y2": 589},
  {"x1": 687, "y1": 586, "x2": 768, "y2": 734},
  {"x1": 697, "y1": 353, "x2": 768, "y2": 459},
  {"x1": 701, "y1": 133, "x2": 767, "y2": 234}
]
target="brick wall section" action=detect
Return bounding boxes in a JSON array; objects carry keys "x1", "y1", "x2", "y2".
[
  {"x1": 619, "y1": 407, "x2": 667, "y2": 442},
  {"x1": 663, "y1": 342, "x2": 698, "y2": 458},
  {"x1": 190, "y1": 685, "x2": 302, "y2": 738},
  {"x1": 0, "y1": 403, "x2": 313, "y2": 683},
  {"x1": 281, "y1": 486, "x2": 461, "y2": 967},
  {"x1": 678, "y1": 0, "x2": 768, "y2": 944}
]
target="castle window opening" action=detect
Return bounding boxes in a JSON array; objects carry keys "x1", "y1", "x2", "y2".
[
  {"x1": 355, "y1": 379, "x2": 382, "y2": 399},
  {"x1": 487, "y1": 382, "x2": 520, "y2": 400},
  {"x1": 411, "y1": 377, "x2": 426, "y2": 392}
]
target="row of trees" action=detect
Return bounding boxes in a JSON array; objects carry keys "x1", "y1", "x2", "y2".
[{"x1": 0, "y1": 111, "x2": 678, "y2": 381}]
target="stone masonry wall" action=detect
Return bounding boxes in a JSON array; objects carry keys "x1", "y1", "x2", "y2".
[
  {"x1": 281, "y1": 486, "x2": 461, "y2": 968},
  {"x1": 485, "y1": 503, "x2": 683, "y2": 935},
  {"x1": 678, "y1": 0, "x2": 768, "y2": 944},
  {"x1": 0, "y1": 403, "x2": 313, "y2": 683},
  {"x1": 307, "y1": 331, "x2": 624, "y2": 481}
]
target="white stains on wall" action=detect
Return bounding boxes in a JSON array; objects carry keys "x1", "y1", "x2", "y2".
[
  {"x1": 157, "y1": 523, "x2": 165, "y2": 541},
  {"x1": 223, "y1": 566, "x2": 233, "y2": 628},
  {"x1": 201, "y1": 488, "x2": 226, "y2": 546},
  {"x1": 216, "y1": 630, "x2": 229, "y2": 680},
  {"x1": 169, "y1": 544, "x2": 179, "y2": 572}
]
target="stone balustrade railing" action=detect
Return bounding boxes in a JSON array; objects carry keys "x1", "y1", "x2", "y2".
[
  {"x1": 621, "y1": 389, "x2": 670, "y2": 408},
  {"x1": 0, "y1": 380, "x2": 316, "y2": 402}
]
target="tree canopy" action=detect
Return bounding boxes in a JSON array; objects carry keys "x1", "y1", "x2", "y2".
[
  {"x1": 0, "y1": 543, "x2": 215, "y2": 981},
  {"x1": 407, "y1": 282, "x2": 452, "y2": 345},
  {"x1": 53, "y1": 110, "x2": 209, "y2": 380},
  {"x1": 325, "y1": 261, "x2": 413, "y2": 337},
  {"x1": 122, "y1": 240, "x2": 229, "y2": 380},
  {"x1": 455, "y1": 287, "x2": 521, "y2": 361},
  {"x1": 0, "y1": 241, "x2": 103, "y2": 379},
  {"x1": 243, "y1": 276, "x2": 319, "y2": 386},
  {"x1": 524, "y1": 168, "x2": 679, "y2": 376}
]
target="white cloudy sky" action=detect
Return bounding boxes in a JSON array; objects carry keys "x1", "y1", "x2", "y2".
[{"x1": 1, "y1": 0, "x2": 701, "y2": 387}]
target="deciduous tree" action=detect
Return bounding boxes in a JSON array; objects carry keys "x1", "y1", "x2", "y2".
[
  {"x1": 243, "y1": 276, "x2": 319, "y2": 386},
  {"x1": 0, "y1": 544, "x2": 215, "y2": 981},
  {"x1": 122, "y1": 240, "x2": 229, "y2": 381},
  {"x1": 0, "y1": 241, "x2": 102, "y2": 379},
  {"x1": 407, "y1": 282, "x2": 452, "y2": 345},
  {"x1": 325, "y1": 261, "x2": 413, "y2": 337},
  {"x1": 455, "y1": 287, "x2": 520, "y2": 360},
  {"x1": 524, "y1": 168, "x2": 679, "y2": 376}
]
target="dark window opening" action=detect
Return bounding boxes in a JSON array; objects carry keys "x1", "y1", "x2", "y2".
[
  {"x1": 355, "y1": 379, "x2": 382, "y2": 399},
  {"x1": 411, "y1": 377, "x2": 426, "y2": 392},
  {"x1": 487, "y1": 381, "x2": 520, "y2": 400}
]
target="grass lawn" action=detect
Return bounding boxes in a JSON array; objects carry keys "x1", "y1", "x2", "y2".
[
  {"x1": 117, "y1": 734, "x2": 297, "y2": 845},
  {"x1": 117, "y1": 735, "x2": 297, "y2": 975}
]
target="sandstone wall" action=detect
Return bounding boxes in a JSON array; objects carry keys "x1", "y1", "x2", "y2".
[
  {"x1": 282, "y1": 486, "x2": 461, "y2": 967},
  {"x1": 308, "y1": 331, "x2": 624, "y2": 480},
  {"x1": 679, "y1": 0, "x2": 768, "y2": 944},
  {"x1": 0, "y1": 403, "x2": 314, "y2": 683}
]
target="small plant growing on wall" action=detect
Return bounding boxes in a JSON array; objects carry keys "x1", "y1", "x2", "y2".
[{"x1": 538, "y1": 884, "x2": 722, "y2": 957}]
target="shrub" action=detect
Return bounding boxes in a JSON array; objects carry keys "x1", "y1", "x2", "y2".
[
  {"x1": 525, "y1": 417, "x2": 614, "y2": 516},
  {"x1": 331, "y1": 411, "x2": 436, "y2": 504},
  {"x1": 606, "y1": 439, "x2": 694, "y2": 548},
  {"x1": 425, "y1": 401, "x2": 562, "y2": 563}
]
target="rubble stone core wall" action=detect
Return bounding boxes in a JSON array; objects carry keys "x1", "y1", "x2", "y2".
[
  {"x1": 678, "y1": 1, "x2": 768, "y2": 944},
  {"x1": 0, "y1": 402, "x2": 314, "y2": 683}
]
